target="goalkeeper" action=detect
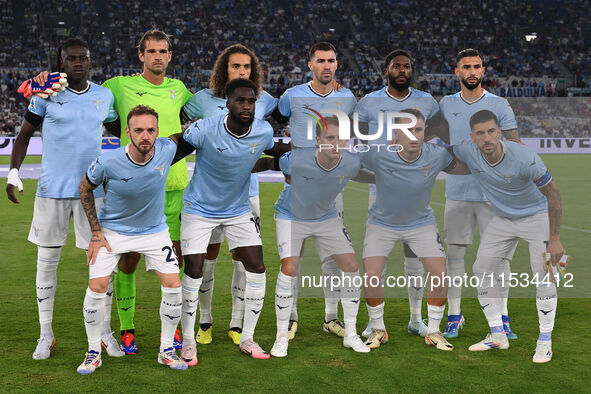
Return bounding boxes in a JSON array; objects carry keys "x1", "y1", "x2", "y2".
[{"x1": 6, "y1": 38, "x2": 121, "y2": 361}]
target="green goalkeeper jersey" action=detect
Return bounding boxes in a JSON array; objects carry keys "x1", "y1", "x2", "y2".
[{"x1": 102, "y1": 75, "x2": 193, "y2": 191}]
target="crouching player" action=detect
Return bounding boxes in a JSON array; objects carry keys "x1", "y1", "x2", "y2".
[
  {"x1": 361, "y1": 109, "x2": 469, "y2": 351},
  {"x1": 457, "y1": 110, "x2": 564, "y2": 363},
  {"x1": 270, "y1": 116, "x2": 372, "y2": 357},
  {"x1": 76, "y1": 105, "x2": 192, "y2": 374}
]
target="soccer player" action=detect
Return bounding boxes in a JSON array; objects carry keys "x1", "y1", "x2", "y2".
[
  {"x1": 6, "y1": 38, "x2": 121, "y2": 360},
  {"x1": 179, "y1": 79, "x2": 286, "y2": 362},
  {"x1": 276, "y1": 42, "x2": 357, "y2": 339},
  {"x1": 454, "y1": 110, "x2": 563, "y2": 363},
  {"x1": 182, "y1": 44, "x2": 278, "y2": 345},
  {"x1": 31, "y1": 30, "x2": 192, "y2": 353},
  {"x1": 360, "y1": 109, "x2": 469, "y2": 351},
  {"x1": 355, "y1": 49, "x2": 449, "y2": 339},
  {"x1": 439, "y1": 48, "x2": 521, "y2": 339},
  {"x1": 269, "y1": 117, "x2": 372, "y2": 357},
  {"x1": 77, "y1": 105, "x2": 191, "y2": 374}
]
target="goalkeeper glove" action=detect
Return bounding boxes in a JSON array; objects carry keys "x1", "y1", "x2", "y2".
[
  {"x1": 17, "y1": 72, "x2": 68, "y2": 99},
  {"x1": 543, "y1": 252, "x2": 570, "y2": 284}
]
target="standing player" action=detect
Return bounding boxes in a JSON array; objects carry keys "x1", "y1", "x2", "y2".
[
  {"x1": 179, "y1": 79, "x2": 286, "y2": 363},
  {"x1": 270, "y1": 117, "x2": 372, "y2": 357},
  {"x1": 360, "y1": 109, "x2": 469, "y2": 350},
  {"x1": 455, "y1": 110, "x2": 563, "y2": 363},
  {"x1": 182, "y1": 44, "x2": 278, "y2": 345},
  {"x1": 31, "y1": 30, "x2": 193, "y2": 353},
  {"x1": 77, "y1": 105, "x2": 191, "y2": 374},
  {"x1": 355, "y1": 49, "x2": 449, "y2": 339},
  {"x1": 6, "y1": 38, "x2": 121, "y2": 360},
  {"x1": 277, "y1": 42, "x2": 357, "y2": 339},
  {"x1": 439, "y1": 49, "x2": 521, "y2": 339}
]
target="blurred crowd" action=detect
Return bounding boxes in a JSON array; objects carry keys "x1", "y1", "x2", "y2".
[{"x1": 1, "y1": 0, "x2": 589, "y2": 136}]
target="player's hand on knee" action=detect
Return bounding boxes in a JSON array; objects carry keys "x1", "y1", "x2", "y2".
[
  {"x1": 546, "y1": 238, "x2": 564, "y2": 266},
  {"x1": 6, "y1": 168, "x2": 23, "y2": 203},
  {"x1": 87, "y1": 230, "x2": 112, "y2": 266}
]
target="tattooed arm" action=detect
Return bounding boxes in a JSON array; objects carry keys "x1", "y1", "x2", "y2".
[
  {"x1": 79, "y1": 176, "x2": 112, "y2": 265},
  {"x1": 538, "y1": 179, "x2": 564, "y2": 265}
]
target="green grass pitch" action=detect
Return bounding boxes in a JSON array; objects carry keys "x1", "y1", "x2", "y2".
[{"x1": 0, "y1": 154, "x2": 590, "y2": 392}]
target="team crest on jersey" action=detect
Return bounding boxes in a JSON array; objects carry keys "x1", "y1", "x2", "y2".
[
  {"x1": 169, "y1": 90, "x2": 178, "y2": 100},
  {"x1": 155, "y1": 163, "x2": 166, "y2": 176},
  {"x1": 248, "y1": 143, "x2": 261, "y2": 153},
  {"x1": 33, "y1": 226, "x2": 40, "y2": 238},
  {"x1": 182, "y1": 238, "x2": 191, "y2": 249},
  {"x1": 90, "y1": 100, "x2": 102, "y2": 110},
  {"x1": 336, "y1": 175, "x2": 346, "y2": 184},
  {"x1": 421, "y1": 165, "x2": 432, "y2": 177},
  {"x1": 503, "y1": 174, "x2": 514, "y2": 183}
]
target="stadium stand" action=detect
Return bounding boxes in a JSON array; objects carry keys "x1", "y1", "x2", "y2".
[{"x1": 1, "y1": 0, "x2": 589, "y2": 136}]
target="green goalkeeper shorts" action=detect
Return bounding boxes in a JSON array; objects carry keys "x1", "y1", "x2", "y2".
[{"x1": 165, "y1": 190, "x2": 183, "y2": 241}]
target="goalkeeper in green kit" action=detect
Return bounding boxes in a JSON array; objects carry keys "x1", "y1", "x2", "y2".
[{"x1": 35, "y1": 30, "x2": 192, "y2": 354}]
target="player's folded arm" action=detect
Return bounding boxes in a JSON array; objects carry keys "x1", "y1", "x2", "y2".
[
  {"x1": 443, "y1": 147, "x2": 470, "y2": 175},
  {"x1": 269, "y1": 106, "x2": 290, "y2": 124}
]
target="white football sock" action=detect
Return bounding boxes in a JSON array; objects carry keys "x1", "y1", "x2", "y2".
[
  {"x1": 83, "y1": 288, "x2": 106, "y2": 353},
  {"x1": 160, "y1": 286, "x2": 182, "y2": 352},
  {"x1": 474, "y1": 270, "x2": 503, "y2": 329},
  {"x1": 198, "y1": 258, "x2": 216, "y2": 325},
  {"x1": 427, "y1": 304, "x2": 445, "y2": 334},
  {"x1": 290, "y1": 265, "x2": 300, "y2": 321},
  {"x1": 322, "y1": 258, "x2": 341, "y2": 321},
  {"x1": 275, "y1": 271, "x2": 293, "y2": 337},
  {"x1": 500, "y1": 258, "x2": 511, "y2": 316},
  {"x1": 404, "y1": 256, "x2": 424, "y2": 322},
  {"x1": 230, "y1": 259, "x2": 246, "y2": 329},
  {"x1": 341, "y1": 271, "x2": 361, "y2": 337},
  {"x1": 242, "y1": 271, "x2": 266, "y2": 343},
  {"x1": 36, "y1": 246, "x2": 61, "y2": 338},
  {"x1": 446, "y1": 244, "x2": 466, "y2": 316},
  {"x1": 102, "y1": 275, "x2": 114, "y2": 337},
  {"x1": 536, "y1": 283, "x2": 557, "y2": 334},
  {"x1": 367, "y1": 302, "x2": 385, "y2": 330},
  {"x1": 181, "y1": 275, "x2": 202, "y2": 343}
]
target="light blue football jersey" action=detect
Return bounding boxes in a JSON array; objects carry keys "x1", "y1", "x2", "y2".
[
  {"x1": 182, "y1": 88, "x2": 278, "y2": 198},
  {"x1": 440, "y1": 90, "x2": 517, "y2": 202},
  {"x1": 355, "y1": 87, "x2": 439, "y2": 144},
  {"x1": 28, "y1": 83, "x2": 118, "y2": 198},
  {"x1": 361, "y1": 143, "x2": 455, "y2": 230},
  {"x1": 274, "y1": 149, "x2": 361, "y2": 222},
  {"x1": 86, "y1": 137, "x2": 177, "y2": 235},
  {"x1": 278, "y1": 82, "x2": 356, "y2": 148},
  {"x1": 182, "y1": 115, "x2": 274, "y2": 218},
  {"x1": 453, "y1": 140, "x2": 550, "y2": 219}
]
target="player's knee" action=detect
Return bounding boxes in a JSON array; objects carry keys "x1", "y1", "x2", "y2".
[
  {"x1": 280, "y1": 257, "x2": 299, "y2": 276},
  {"x1": 88, "y1": 278, "x2": 109, "y2": 293},
  {"x1": 447, "y1": 244, "x2": 467, "y2": 261},
  {"x1": 333, "y1": 255, "x2": 358, "y2": 273},
  {"x1": 160, "y1": 275, "x2": 181, "y2": 289},
  {"x1": 244, "y1": 260, "x2": 265, "y2": 274},
  {"x1": 473, "y1": 255, "x2": 502, "y2": 274},
  {"x1": 183, "y1": 254, "x2": 204, "y2": 279},
  {"x1": 37, "y1": 246, "x2": 61, "y2": 270}
]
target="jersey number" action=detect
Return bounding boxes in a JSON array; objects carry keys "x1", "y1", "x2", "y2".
[
  {"x1": 162, "y1": 246, "x2": 177, "y2": 263},
  {"x1": 250, "y1": 216, "x2": 261, "y2": 234}
]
